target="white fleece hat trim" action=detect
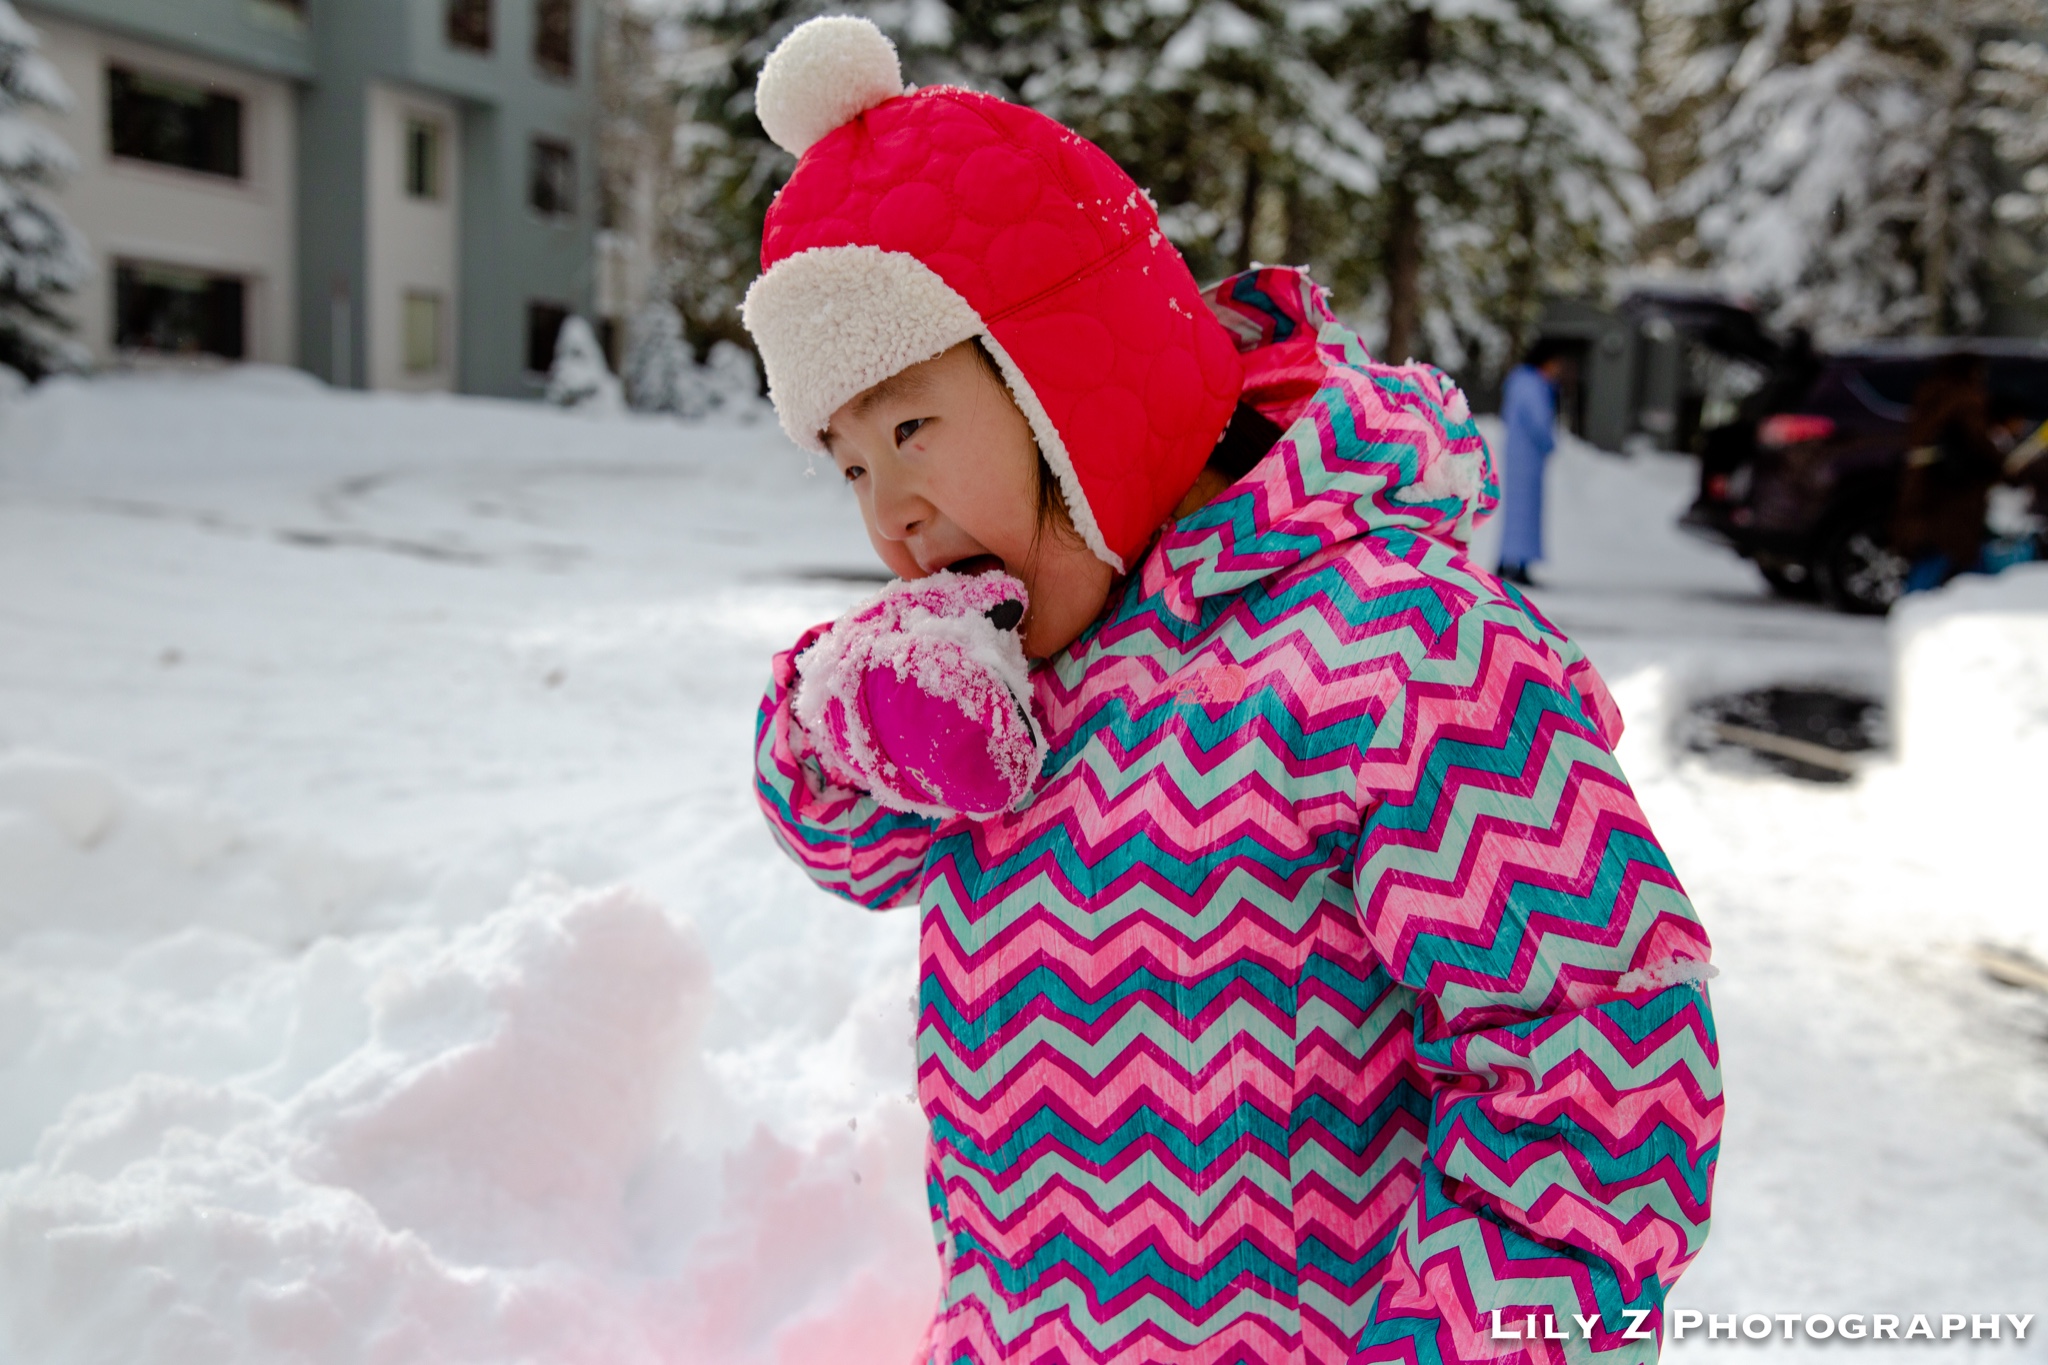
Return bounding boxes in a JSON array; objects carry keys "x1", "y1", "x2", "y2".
[
  {"x1": 741, "y1": 243, "x2": 1120, "y2": 571},
  {"x1": 975, "y1": 330, "x2": 1117, "y2": 571}
]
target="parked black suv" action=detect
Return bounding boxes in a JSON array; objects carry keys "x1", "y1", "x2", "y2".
[{"x1": 1679, "y1": 340, "x2": 2048, "y2": 613}]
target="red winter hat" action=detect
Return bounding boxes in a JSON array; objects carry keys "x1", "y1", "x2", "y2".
[{"x1": 740, "y1": 16, "x2": 1245, "y2": 571}]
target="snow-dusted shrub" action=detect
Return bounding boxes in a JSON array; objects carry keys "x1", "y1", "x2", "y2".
[
  {"x1": 622, "y1": 300, "x2": 693, "y2": 414},
  {"x1": 700, "y1": 339, "x2": 763, "y2": 419},
  {"x1": 545, "y1": 314, "x2": 624, "y2": 413},
  {"x1": 0, "y1": 1, "x2": 88, "y2": 380},
  {"x1": 621, "y1": 299, "x2": 762, "y2": 420}
]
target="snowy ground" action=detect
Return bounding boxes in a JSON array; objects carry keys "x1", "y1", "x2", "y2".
[{"x1": 0, "y1": 372, "x2": 2043, "y2": 1362}]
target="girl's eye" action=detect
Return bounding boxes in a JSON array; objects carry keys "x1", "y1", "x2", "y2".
[
  {"x1": 841, "y1": 464, "x2": 865, "y2": 484},
  {"x1": 894, "y1": 418, "x2": 926, "y2": 446}
]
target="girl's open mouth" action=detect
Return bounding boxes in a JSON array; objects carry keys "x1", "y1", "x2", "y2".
[{"x1": 943, "y1": 554, "x2": 1007, "y2": 578}]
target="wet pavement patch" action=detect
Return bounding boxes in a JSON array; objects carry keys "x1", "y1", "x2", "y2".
[{"x1": 1687, "y1": 685, "x2": 1886, "y2": 782}]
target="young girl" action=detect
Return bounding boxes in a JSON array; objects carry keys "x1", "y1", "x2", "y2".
[{"x1": 745, "y1": 18, "x2": 1721, "y2": 1364}]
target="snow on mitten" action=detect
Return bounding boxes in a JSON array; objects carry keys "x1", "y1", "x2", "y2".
[{"x1": 792, "y1": 571, "x2": 1044, "y2": 817}]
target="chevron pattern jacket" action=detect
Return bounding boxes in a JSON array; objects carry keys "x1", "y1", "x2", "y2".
[{"x1": 755, "y1": 267, "x2": 1721, "y2": 1365}]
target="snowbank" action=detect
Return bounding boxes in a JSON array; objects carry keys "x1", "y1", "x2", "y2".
[
  {"x1": 0, "y1": 765, "x2": 939, "y2": 1365},
  {"x1": 1884, "y1": 564, "x2": 2048, "y2": 957},
  {"x1": 2, "y1": 881, "x2": 697, "y2": 1361},
  {"x1": 1892, "y1": 563, "x2": 2048, "y2": 772},
  {"x1": 0, "y1": 373, "x2": 944, "y2": 1364},
  {"x1": 4, "y1": 376, "x2": 2046, "y2": 1362}
]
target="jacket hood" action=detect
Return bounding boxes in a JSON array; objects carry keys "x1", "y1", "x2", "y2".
[{"x1": 1141, "y1": 267, "x2": 1497, "y2": 608}]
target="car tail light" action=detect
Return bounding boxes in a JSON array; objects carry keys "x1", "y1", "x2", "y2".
[{"x1": 1759, "y1": 413, "x2": 1837, "y2": 448}]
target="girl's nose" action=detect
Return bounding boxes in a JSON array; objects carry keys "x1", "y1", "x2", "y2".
[{"x1": 868, "y1": 465, "x2": 928, "y2": 542}]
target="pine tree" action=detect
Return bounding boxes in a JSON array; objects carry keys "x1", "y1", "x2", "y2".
[
  {"x1": 1975, "y1": 36, "x2": 2048, "y2": 296},
  {"x1": 0, "y1": 1, "x2": 87, "y2": 379},
  {"x1": 1300, "y1": 0, "x2": 1648, "y2": 371},
  {"x1": 622, "y1": 298, "x2": 764, "y2": 418},
  {"x1": 623, "y1": 298, "x2": 694, "y2": 413},
  {"x1": 1654, "y1": 0, "x2": 2037, "y2": 343},
  {"x1": 930, "y1": 0, "x2": 1382, "y2": 288},
  {"x1": 662, "y1": 0, "x2": 835, "y2": 354},
  {"x1": 657, "y1": 0, "x2": 1641, "y2": 384}
]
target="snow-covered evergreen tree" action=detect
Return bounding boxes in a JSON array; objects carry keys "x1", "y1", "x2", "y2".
[
  {"x1": 662, "y1": 0, "x2": 830, "y2": 356},
  {"x1": 1975, "y1": 37, "x2": 2048, "y2": 296},
  {"x1": 545, "y1": 315, "x2": 625, "y2": 412},
  {"x1": 660, "y1": 0, "x2": 1640, "y2": 382},
  {"x1": 621, "y1": 298, "x2": 764, "y2": 418},
  {"x1": 1299, "y1": 0, "x2": 1648, "y2": 370},
  {"x1": 701, "y1": 338, "x2": 763, "y2": 417},
  {"x1": 946, "y1": 0, "x2": 1644, "y2": 372},
  {"x1": 0, "y1": 1, "x2": 87, "y2": 379},
  {"x1": 623, "y1": 299, "x2": 694, "y2": 413},
  {"x1": 1654, "y1": 0, "x2": 2035, "y2": 342},
  {"x1": 923, "y1": 0, "x2": 1382, "y2": 289}
]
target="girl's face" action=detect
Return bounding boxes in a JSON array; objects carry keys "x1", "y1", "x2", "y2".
[{"x1": 822, "y1": 342, "x2": 1114, "y2": 659}]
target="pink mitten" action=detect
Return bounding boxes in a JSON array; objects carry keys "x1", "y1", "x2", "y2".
[{"x1": 793, "y1": 570, "x2": 1044, "y2": 817}]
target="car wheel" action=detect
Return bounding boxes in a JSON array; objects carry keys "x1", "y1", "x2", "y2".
[
  {"x1": 1818, "y1": 514, "x2": 1907, "y2": 615},
  {"x1": 1756, "y1": 559, "x2": 1819, "y2": 600}
]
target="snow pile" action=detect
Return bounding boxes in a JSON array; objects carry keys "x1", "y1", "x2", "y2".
[
  {"x1": 0, "y1": 773, "x2": 939, "y2": 1365},
  {"x1": 1892, "y1": 563, "x2": 2048, "y2": 772},
  {"x1": 0, "y1": 373, "x2": 946, "y2": 1364},
  {"x1": 0, "y1": 750, "x2": 400, "y2": 945},
  {"x1": 1885, "y1": 564, "x2": 2048, "y2": 955},
  {"x1": 4, "y1": 384, "x2": 2047, "y2": 1362},
  {"x1": 1, "y1": 880, "x2": 697, "y2": 1361}
]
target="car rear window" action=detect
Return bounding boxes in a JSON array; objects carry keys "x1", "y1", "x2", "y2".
[
  {"x1": 1798, "y1": 362, "x2": 1920, "y2": 424},
  {"x1": 1848, "y1": 362, "x2": 1925, "y2": 412},
  {"x1": 1776, "y1": 353, "x2": 2044, "y2": 424},
  {"x1": 1989, "y1": 359, "x2": 2048, "y2": 419}
]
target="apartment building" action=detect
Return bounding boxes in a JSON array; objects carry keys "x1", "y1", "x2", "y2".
[{"x1": 21, "y1": 0, "x2": 600, "y2": 397}]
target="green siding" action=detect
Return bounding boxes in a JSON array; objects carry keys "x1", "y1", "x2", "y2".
[
  {"x1": 291, "y1": 0, "x2": 599, "y2": 397},
  {"x1": 35, "y1": 0, "x2": 600, "y2": 398},
  {"x1": 21, "y1": 0, "x2": 313, "y2": 78}
]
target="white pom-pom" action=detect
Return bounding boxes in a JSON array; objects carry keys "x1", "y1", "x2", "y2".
[{"x1": 756, "y1": 16, "x2": 904, "y2": 157}]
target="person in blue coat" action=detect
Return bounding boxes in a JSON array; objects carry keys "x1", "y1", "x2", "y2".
[{"x1": 1497, "y1": 341, "x2": 1574, "y2": 586}]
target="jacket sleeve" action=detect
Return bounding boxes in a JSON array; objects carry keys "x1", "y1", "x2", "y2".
[
  {"x1": 1347, "y1": 599, "x2": 1720, "y2": 1365},
  {"x1": 754, "y1": 625, "x2": 938, "y2": 909}
]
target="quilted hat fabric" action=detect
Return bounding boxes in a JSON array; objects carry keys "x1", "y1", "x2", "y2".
[{"x1": 741, "y1": 18, "x2": 1244, "y2": 571}]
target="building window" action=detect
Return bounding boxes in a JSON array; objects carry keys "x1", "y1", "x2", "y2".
[
  {"x1": 115, "y1": 262, "x2": 246, "y2": 359},
  {"x1": 526, "y1": 301, "x2": 569, "y2": 374},
  {"x1": 405, "y1": 118, "x2": 442, "y2": 200},
  {"x1": 108, "y1": 67, "x2": 243, "y2": 180},
  {"x1": 534, "y1": 0, "x2": 574, "y2": 78},
  {"x1": 528, "y1": 137, "x2": 574, "y2": 217},
  {"x1": 404, "y1": 292, "x2": 445, "y2": 373},
  {"x1": 447, "y1": 0, "x2": 492, "y2": 52}
]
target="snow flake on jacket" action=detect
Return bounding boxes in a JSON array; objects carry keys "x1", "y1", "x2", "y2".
[{"x1": 755, "y1": 266, "x2": 1720, "y2": 1365}]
